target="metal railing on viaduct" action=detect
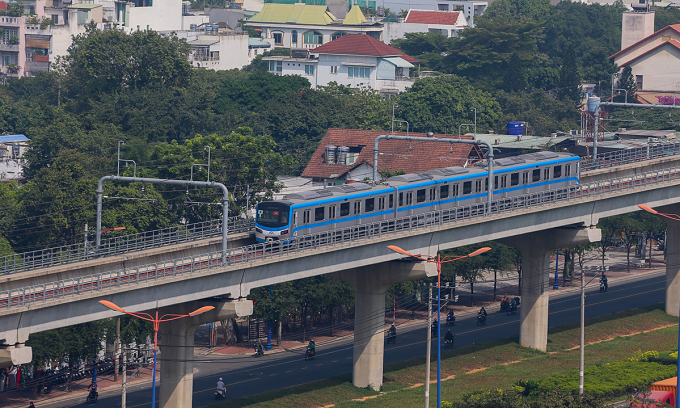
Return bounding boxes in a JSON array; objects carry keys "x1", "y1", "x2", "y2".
[{"x1": 3, "y1": 165, "x2": 680, "y2": 310}]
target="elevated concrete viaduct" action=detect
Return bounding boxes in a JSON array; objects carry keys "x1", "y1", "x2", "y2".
[{"x1": 4, "y1": 165, "x2": 680, "y2": 404}]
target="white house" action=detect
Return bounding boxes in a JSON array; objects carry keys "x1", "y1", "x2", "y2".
[
  {"x1": 382, "y1": 9, "x2": 468, "y2": 43},
  {"x1": 244, "y1": 3, "x2": 383, "y2": 49},
  {"x1": 609, "y1": 12, "x2": 680, "y2": 94},
  {"x1": 264, "y1": 33, "x2": 419, "y2": 95}
]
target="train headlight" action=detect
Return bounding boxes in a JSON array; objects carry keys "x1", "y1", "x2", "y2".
[
  {"x1": 281, "y1": 229, "x2": 288, "y2": 234},
  {"x1": 255, "y1": 227, "x2": 263, "y2": 233}
]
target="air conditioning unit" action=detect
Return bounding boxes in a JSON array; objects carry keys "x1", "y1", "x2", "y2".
[{"x1": 494, "y1": 138, "x2": 501, "y2": 145}]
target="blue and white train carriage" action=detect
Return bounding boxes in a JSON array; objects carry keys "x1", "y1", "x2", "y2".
[{"x1": 255, "y1": 152, "x2": 580, "y2": 243}]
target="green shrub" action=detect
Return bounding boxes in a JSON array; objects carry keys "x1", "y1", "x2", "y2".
[{"x1": 537, "y1": 361, "x2": 676, "y2": 399}]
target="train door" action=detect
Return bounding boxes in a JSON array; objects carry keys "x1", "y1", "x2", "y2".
[
  {"x1": 429, "y1": 187, "x2": 437, "y2": 210},
  {"x1": 406, "y1": 191, "x2": 414, "y2": 215},
  {"x1": 329, "y1": 205, "x2": 337, "y2": 229},
  {"x1": 303, "y1": 209, "x2": 311, "y2": 234},
  {"x1": 544, "y1": 167, "x2": 551, "y2": 190},
  {"x1": 354, "y1": 200, "x2": 361, "y2": 224},
  {"x1": 475, "y1": 179, "x2": 483, "y2": 203},
  {"x1": 522, "y1": 171, "x2": 529, "y2": 194}
]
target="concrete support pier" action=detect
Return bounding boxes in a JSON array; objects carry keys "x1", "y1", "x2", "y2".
[
  {"x1": 502, "y1": 227, "x2": 601, "y2": 351},
  {"x1": 159, "y1": 299, "x2": 252, "y2": 408},
  {"x1": 0, "y1": 344, "x2": 31, "y2": 368},
  {"x1": 666, "y1": 219, "x2": 680, "y2": 317},
  {"x1": 335, "y1": 261, "x2": 436, "y2": 391}
]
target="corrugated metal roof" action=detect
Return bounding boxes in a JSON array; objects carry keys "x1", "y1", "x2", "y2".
[
  {"x1": 189, "y1": 39, "x2": 219, "y2": 46},
  {"x1": 247, "y1": 3, "x2": 335, "y2": 25},
  {"x1": 0, "y1": 134, "x2": 28, "y2": 142},
  {"x1": 249, "y1": 38, "x2": 271, "y2": 47},
  {"x1": 68, "y1": 3, "x2": 102, "y2": 9},
  {"x1": 474, "y1": 134, "x2": 570, "y2": 150},
  {"x1": 342, "y1": 5, "x2": 366, "y2": 25}
]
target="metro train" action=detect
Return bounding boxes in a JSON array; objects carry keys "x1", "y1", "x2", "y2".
[{"x1": 255, "y1": 152, "x2": 580, "y2": 243}]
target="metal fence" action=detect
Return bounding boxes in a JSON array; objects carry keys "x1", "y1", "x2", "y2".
[
  {"x1": 0, "y1": 216, "x2": 254, "y2": 275},
  {"x1": 581, "y1": 140, "x2": 680, "y2": 171},
  {"x1": 3, "y1": 166, "x2": 680, "y2": 310}
]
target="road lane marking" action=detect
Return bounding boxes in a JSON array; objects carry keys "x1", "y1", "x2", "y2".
[
  {"x1": 301, "y1": 367, "x2": 308, "y2": 370},
  {"x1": 332, "y1": 360, "x2": 337, "y2": 363},
  {"x1": 317, "y1": 364, "x2": 323, "y2": 366}
]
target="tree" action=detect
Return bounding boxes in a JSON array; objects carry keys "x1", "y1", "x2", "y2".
[
  {"x1": 556, "y1": 44, "x2": 582, "y2": 105},
  {"x1": 479, "y1": 0, "x2": 551, "y2": 23},
  {"x1": 395, "y1": 75, "x2": 502, "y2": 134},
  {"x1": 616, "y1": 65, "x2": 637, "y2": 103},
  {"x1": 654, "y1": 7, "x2": 680, "y2": 31},
  {"x1": 440, "y1": 244, "x2": 491, "y2": 306}
]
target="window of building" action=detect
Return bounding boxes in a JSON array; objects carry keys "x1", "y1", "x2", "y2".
[
  {"x1": 269, "y1": 60, "x2": 282, "y2": 73},
  {"x1": 532, "y1": 169, "x2": 540, "y2": 182},
  {"x1": 331, "y1": 32, "x2": 346, "y2": 41},
  {"x1": 636, "y1": 75, "x2": 643, "y2": 90},
  {"x1": 340, "y1": 202, "x2": 350, "y2": 216},
  {"x1": 438, "y1": 4, "x2": 449, "y2": 10},
  {"x1": 330, "y1": 65, "x2": 338, "y2": 74},
  {"x1": 291, "y1": 30, "x2": 298, "y2": 45},
  {"x1": 348, "y1": 66, "x2": 370, "y2": 78},
  {"x1": 315, "y1": 207, "x2": 324, "y2": 221},
  {"x1": 553, "y1": 165, "x2": 562, "y2": 178},
  {"x1": 272, "y1": 32, "x2": 283, "y2": 45},
  {"x1": 303, "y1": 31, "x2": 323, "y2": 45},
  {"x1": 329, "y1": 205, "x2": 336, "y2": 219},
  {"x1": 365, "y1": 198, "x2": 375, "y2": 212},
  {"x1": 511, "y1": 173, "x2": 519, "y2": 186},
  {"x1": 51, "y1": 14, "x2": 59, "y2": 24},
  {"x1": 463, "y1": 181, "x2": 472, "y2": 194},
  {"x1": 440, "y1": 184, "x2": 449, "y2": 199},
  {"x1": 305, "y1": 64, "x2": 315, "y2": 75},
  {"x1": 416, "y1": 189, "x2": 426, "y2": 203}
]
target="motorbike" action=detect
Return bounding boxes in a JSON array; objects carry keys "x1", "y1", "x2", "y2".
[
  {"x1": 305, "y1": 348, "x2": 315, "y2": 360},
  {"x1": 599, "y1": 280, "x2": 607, "y2": 293},
  {"x1": 431, "y1": 324, "x2": 438, "y2": 337},
  {"x1": 444, "y1": 338, "x2": 454, "y2": 349},
  {"x1": 477, "y1": 314, "x2": 487, "y2": 326},
  {"x1": 253, "y1": 345, "x2": 264, "y2": 357},
  {"x1": 446, "y1": 314, "x2": 455, "y2": 327},
  {"x1": 214, "y1": 388, "x2": 226, "y2": 400},
  {"x1": 500, "y1": 299, "x2": 509, "y2": 312},
  {"x1": 506, "y1": 302, "x2": 517, "y2": 316},
  {"x1": 86, "y1": 389, "x2": 98, "y2": 404},
  {"x1": 385, "y1": 332, "x2": 397, "y2": 345}
]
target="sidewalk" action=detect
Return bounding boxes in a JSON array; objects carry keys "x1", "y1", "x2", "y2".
[{"x1": 0, "y1": 249, "x2": 666, "y2": 408}]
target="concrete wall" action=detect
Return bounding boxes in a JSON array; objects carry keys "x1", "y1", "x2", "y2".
[
  {"x1": 626, "y1": 45, "x2": 680, "y2": 91},
  {"x1": 126, "y1": 0, "x2": 182, "y2": 32},
  {"x1": 621, "y1": 11, "x2": 654, "y2": 50},
  {"x1": 316, "y1": 54, "x2": 376, "y2": 88}
]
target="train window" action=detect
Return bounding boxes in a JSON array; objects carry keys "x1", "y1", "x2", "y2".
[
  {"x1": 293, "y1": 212, "x2": 298, "y2": 225},
  {"x1": 406, "y1": 192, "x2": 413, "y2": 205},
  {"x1": 533, "y1": 169, "x2": 540, "y2": 182},
  {"x1": 303, "y1": 210, "x2": 310, "y2": 224},
  {"x1": 430, "y1": 188, "x2": 436, "y2": 201},
  {"x1": 494, "y1": 176, "x2": 498, "y2": 189},
  {"x1": 354, "y1": 201, "x2": 360, "y2": 214},
  {"x1": 440, "y1": 185, "x2": 449, "y2": 199},
  {"x1": 475, "y1": 180, "x2": 482, "y2": 192},
  {"x1": 399, "y1": 193, "x2": 403, "y2": 206},
  {"x1": 463, "y1": 181, "x2": 472, "y2": 194},
  {"x1": 315, "y1": 207, "x2": 324, "y2": 221},
  {"x1": 365, "y1": 198, "x2": 375, "y2": 212},
  {"x1": 544, "y1": 168, "x2": 550, "y2": 180},
  {"x1": 329, "y1": 205, "x2": 336, "y2": 219},
  {"x1": 522, "y1": 172, "x2": 528, "y2": 184},
  {"x1": 452, "y1": 184, "x2": 459, "y2": 197},
  {"x1": 565, "y1": 164, "x2": 571, "y2": 177},
  {"x1": 340, "y1": 202, "x2": 350, "y2": 216},
  {"x1": 553, "y1": 165, "x2": 562, "y2": 178},
  {"x1": 417, "y1": 189, "x2": 426, "y2": 203},
  {"x1": 485, "y1": 178, "x2": 489, "y2": 191},
  {"x1": 511, "y1": 173, "x2": 519, "y2": 186},
  {"x1": 378, "y1": 197, "x2": 384, "y2": 210},
  {"x1": 389, "y1": 194, "x2": 393, "y2": 208}
]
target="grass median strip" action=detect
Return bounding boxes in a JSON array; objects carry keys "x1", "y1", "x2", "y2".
[{"x1": 209, "y1": 304, "x2": 678, "y2": 408}]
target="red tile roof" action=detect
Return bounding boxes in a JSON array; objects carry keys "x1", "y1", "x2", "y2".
[
  {"x1": 301, "y1": 129, "x2": 477, "y2": 180},
  {"x1": 609, "y1": 24, "x2": 680, "y2": 60},
  {"x1": 405, "y1": 10, "x2": 460, "y2": 25},
  {"x1": 617, "y1": 39, "x2": 680, "y2": 67},
  {"x1": 311, "y1": 34, "x2": 420, "y2": 63}
]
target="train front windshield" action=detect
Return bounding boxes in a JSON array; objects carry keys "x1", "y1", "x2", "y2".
[{"x1": 256, "y1": 202, "x2": 290, "y2": 228}]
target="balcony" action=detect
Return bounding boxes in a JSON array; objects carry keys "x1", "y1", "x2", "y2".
[
  {"x1": 25, "y1": 60, "x2": 50, "y2": 73},
  {"x1": 0, "y1": 43, "x2": 19, "y2": 52}
]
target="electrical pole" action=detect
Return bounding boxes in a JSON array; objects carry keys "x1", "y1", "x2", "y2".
[
  {"x1": 84, "y1": 223, "x2": 89, "y2": 260},
  {"x1": 425, "y1": 283, "x2": 432, "y2": 408},
  {"x1": 114, "y1": 317, "x2": 120, "y2": 382},
  {"x1": 122, "y1": 348, "x2": 127, "y2": 408},
  {"x1": 579, "y1": 265, "x2": 585, "y2": 395}
]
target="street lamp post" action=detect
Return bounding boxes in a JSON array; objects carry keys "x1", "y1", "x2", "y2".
[
  {"x1": 98, "y1": 300, "x2": 215, "y2": 407},
  {"x1": 638, "y1": 204, "x2": 680, "y2": 407},
  {"x1": 388, "y1": 245, "x2": 491, "y2": 408}
]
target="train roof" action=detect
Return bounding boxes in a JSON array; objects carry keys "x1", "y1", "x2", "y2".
[{"x1": 279, "y1": 152, "x2": 578, "y2": 204}]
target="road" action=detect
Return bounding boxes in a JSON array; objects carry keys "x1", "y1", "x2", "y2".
[{"x1": 33, "y1": 271, "x2": 666, "y2": 408}]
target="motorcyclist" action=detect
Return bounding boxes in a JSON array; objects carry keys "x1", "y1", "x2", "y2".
[
  {"x1": 87, "y1": 382, "x2": 98, "y2": 400},
  {"x1": 479, "y1": 307, "x2": 487, "y2": 317},
  {"x1": 446, "y1": 309, "x2": 454, "y2": 321},
  {"x1": 388, "y1": 323, "x2": 397, "y2": 338},
  {"x1": 255, "y1": 339, "x2": 264, "y2": 355},
  {"x1": 216, "y1": 377, "x2": 226, "y2": 397},
  {"x1": 307, "y1": 339, "x2": 316, "y2": 356},
  {"x1": 600, "y1": 273, "x2": 608, "y2": 292},
  {"x1": 444, "y1": 329, "x2": 454, "y2": 343}
]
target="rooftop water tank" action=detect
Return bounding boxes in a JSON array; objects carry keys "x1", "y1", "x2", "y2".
[
  {"x1": 587, "y1": 96, "x2": 600, "y2": 113},
  {"x1": 325, "y1": 145, "x2": 337, "y2": 164},
  {"x1": 337, "y1": 146, "x2": 350, "y2": 165},
  {"x1": 507, "y1": 121, "x2": 525, "y2": 136}
]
